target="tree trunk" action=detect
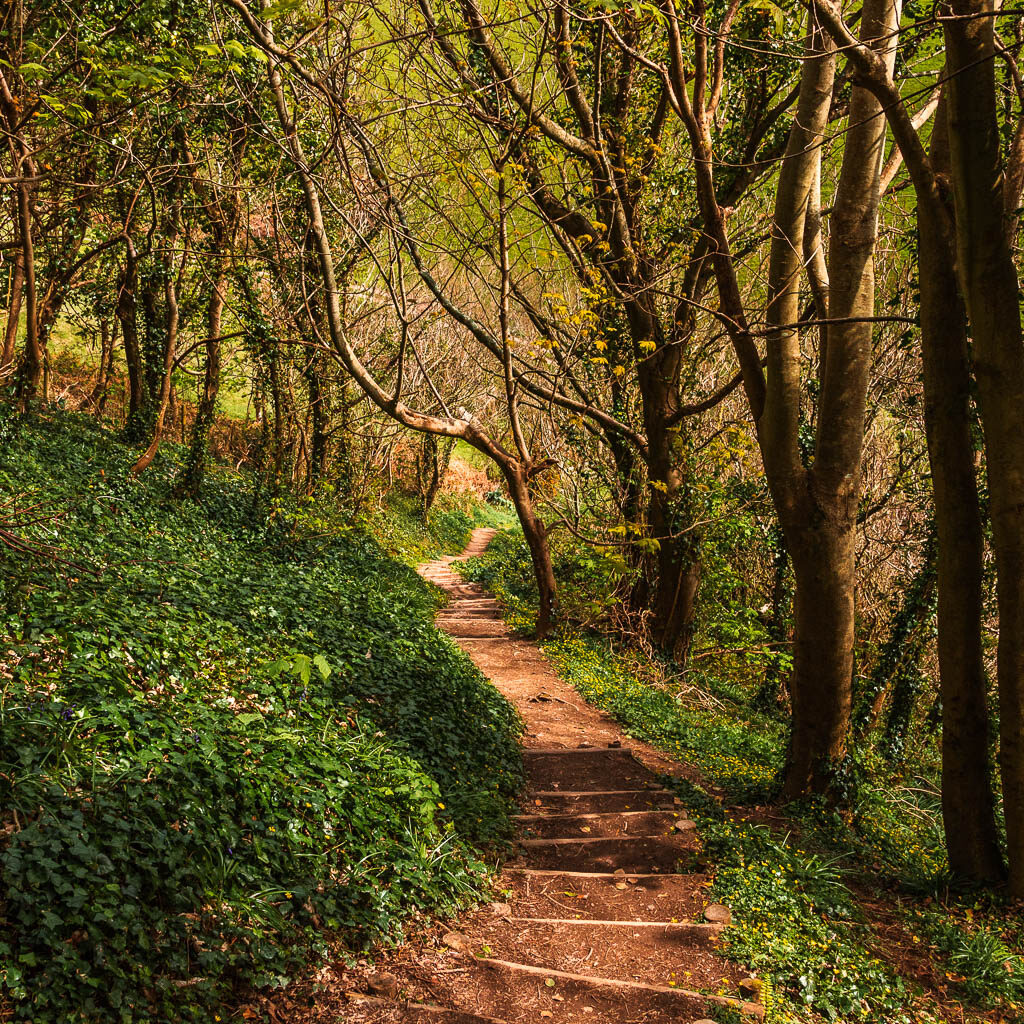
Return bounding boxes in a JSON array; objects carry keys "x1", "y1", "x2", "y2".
[
  {"x1": 1, "y1": 242, "x2": 24, "y2": 375},
  {"x1": 944, "y1": 0, "x2": 1024, "y2": 894},
  {"x1": 13, "y1": 177, "x2": 41, "y2": 404},
  {"x1": 505, "y1": 462, "x2": 556, "y2": 639},
  {"x1": 418, "y1": 433, "x2": 454, "y2": 523},
  {"x1": 88, "y1": 318, "x2": 115, "y2": 415},
  {"x1": 305, "y1": 351, "x2": 328, "y2": 491},
  {"x1": 917, "y1": 91, "x2": 1006, "y2": 883},
  {"x1": 176, "y1": 269, "x2": 227, "y2": 497},
  {"x1": 637, "y1": 350, "x2": 700, "y2": 662},
  {"x1": 783, "y1": 510, "x2": 858, "y2": 795},
  {"x1": 117, "y1": 248, "x2": 147, "y2": 442},
  {"x1": 131, "y1": 252, "x2": 180, "y2": 477},
  {"x1": 784, "y1": 0, "x2": 898, "y2": 799}
]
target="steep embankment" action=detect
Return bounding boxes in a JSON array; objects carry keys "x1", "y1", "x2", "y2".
[{"x1": 0, "y1": 410, "x2": 522, "y2": 1023}]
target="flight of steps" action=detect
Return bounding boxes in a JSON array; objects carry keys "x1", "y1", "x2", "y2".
[{"x1": 344, "y1": 532, "x2": 762, "y2": 1023}]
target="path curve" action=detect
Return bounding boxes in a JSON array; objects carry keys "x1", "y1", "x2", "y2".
[{"x1": 344, "y1": 529, "x2": 762, "y2": 1024}]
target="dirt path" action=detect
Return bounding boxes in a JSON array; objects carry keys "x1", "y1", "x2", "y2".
[{"x1": 343, "y1": 529, "x2": 762, "y2": 1024}]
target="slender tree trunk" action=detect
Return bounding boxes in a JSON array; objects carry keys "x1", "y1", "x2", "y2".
[
  {"x1": 305, "y1": 352, "x2": 328, "y2": 490},
  {"x1": 917, "y1": 93, "x2": 1006, "y2": 883},
  {"x1": 505, "y1": 462, "x2": 556, "y2": 639},
  {"x1": 945, "y1": 0, "x2": 1024, "y2": 894},
  {"x1": 13, "y1": 178, "x2": 41, "y2": 404},
  {"x1": 418, "y1": 433, "x2": 454, "y2": 522},
  {"x1": 176, "y1": 268, "x2": 227, "y2": 496},
  {"x1": 88, "y1": 317, "x2": 114, "y2": 414},
  {"x1": 1, "y1": 243, "x2": 24, "y2": 375},
  {"x1": 117, "y1": 248, "x2": 147, "y2": 441},
  {"x1": 637, "y1": 349, "x2": 700, "y2": 662},
  {"x1": 131, "y1": 248, "x2": 180, "y2": 477}
]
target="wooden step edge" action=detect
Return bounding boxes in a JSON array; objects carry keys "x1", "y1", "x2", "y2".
[
  {"x1": 502, "y1": 867, "x2": 701, "y2": 879},
  {"x1": 474, "y1": 958, "x2": 764, "y2": 1017},
  {"x1": 345, "y1": 992, "x2": 507, "y2": 1023},
  {"x1": 518, "y1": 835, "x2": 690, "y2": 846},
  {"x1": 527, "y1": 789, "x2": 672, "y2": 798},
  {"x1": 435, "y1": 617, "x2": 507, "y2": 624},
  {"x1": 507, "y1": 916, "x2": 722, "y2": 932},
  {"x1": 523, "y1": 746, "x2": 636, "y2": 756},
  {"x1": 514, "y1": 809, "x2": 683, "y2": 822},
  {"x1": 448, "y1": 630, "x2": 516, "y2": 638}
]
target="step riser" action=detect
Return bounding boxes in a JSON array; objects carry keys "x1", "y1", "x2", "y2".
[
  {"x1": 465, "y1": 921, "x2": 727, "y2": 990},
  {"x1": 518, "y1": 836, "x2": 699, "y2": 873},
  {"x1": 516, "y1": 810, "x2": 685, "y2": 839},
  {"x1": 526, "y1": 792, "x2": 676, "y2": 813},
  {"x1": 398, "y1": 958, "x2": 760, "y2": 1023},
  {"x1": 526, "y1": 768, "x2": 658, "y2": 791},
  {"x1": 503, "y1": 870, "x2": 708, "y2": 922}
]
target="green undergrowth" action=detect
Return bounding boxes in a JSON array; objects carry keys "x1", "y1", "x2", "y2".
[
  {"x1": 369, "y1": 488, "x2": 501, "y2": 567},
  {"x1": 0, "y1": 407, "x2": 523, "y2": 1023},
  {"x1": 460, "y1": 529, "x2": 1023, "y2": 1023}
]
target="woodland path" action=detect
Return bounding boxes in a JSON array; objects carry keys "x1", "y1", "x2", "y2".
[{"x1": 344, "y1": 528, "x2": 763, "y2": 1024}]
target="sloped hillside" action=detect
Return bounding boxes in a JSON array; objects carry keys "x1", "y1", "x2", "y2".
[{"x1": 0, "y1": 408, "x2": 522, "y2": 1023}]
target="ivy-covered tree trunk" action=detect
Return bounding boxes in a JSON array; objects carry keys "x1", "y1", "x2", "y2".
[
  {"x1": 944, "y1": 0, "x2": 1024, "y2": 894},
  {"x1": 176, "y1": 267, "x2": 227, "y2": 497},
  {"x1": 916, "y1": 93, "x2": 1005, "y2": 884},
  {"x1": 117, "y1": 245, "x2": 148, "y2": 442}
]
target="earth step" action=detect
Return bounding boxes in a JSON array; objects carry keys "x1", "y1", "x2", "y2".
[
  {"x1": 455, "y1": 919, "x2": 730, "y2": 989},
  {"x1": 435, "y1": 617, "x2": 509, "y2": 627},
  {"x1": 522, "y1": 750, "x2": 657, "y2": 790},
  {"x1": 517, "y1": 834, "x2": 699, "y2": 873},
  {"x1": 526, "y1": 790, "x2": 676, "y2": 814},
  {"x1": 345, "y1": 994, "x2": 507, "y2": 1024},
  {"x1": 440, "y1": 625, "x2": 510, "y2": 639},
  {"x1": 438, "y1": 608, "x2": 504, "y2": 620},
  {"x1": 399, "y1": 956, "x2": 763, "y2": 1022},
  {"x1": 515, "y1": 810, "x2": 685, "y2": 839},
  {"x1": 503, "y1": 868, "x2": 707, "y2": 922},
  {"x1": 522, "y1": 746, "x2": 638, "y2": 756},
  {"x1": 525, "y1": 759, "x2": 659, "y2": 793}
]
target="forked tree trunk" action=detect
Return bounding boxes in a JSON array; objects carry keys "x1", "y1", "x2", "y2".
[
  {"x1": 944, "y1": 0, "x2": 1024, "y2": 894},
  {"x1": 917, "y1": 93, "x2": 1005, "y2": 883}
]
